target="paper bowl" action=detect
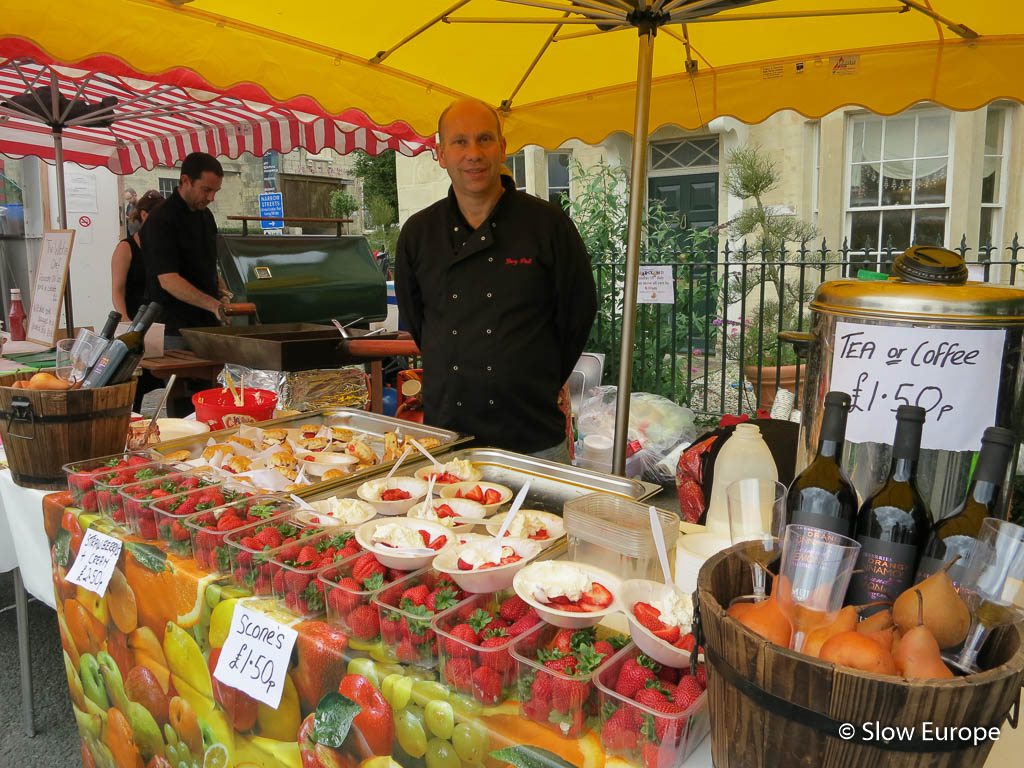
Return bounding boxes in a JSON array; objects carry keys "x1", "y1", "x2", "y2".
[
  {"x1": 356, "y1": 475, "x2": 429, "y2": 515},
  {"x1": 406, "y1": 497, "x2": 487, "y2": 531},
  {"x1": 294, "y1": 497, "x2": 377, "y2": 530},
  {"x1": 354, "y1": 517, "x2": 453, "y2": 570},
  {"x1": 619, "y1": 579, "x2": 695, "y2": 668},
  {"x1": 513, "y1": 561, "x2": 621, "y2": 629},
  {"x1": 296, "y1": 451, "x2": 359, "y2": 477},
  {"x1": 438, "y1": 481, "x2": 514, "y2": 515},
  {"x1": 484, "y1": 509, "x2": 564, "y2": 548},
  {"x1": 413, "y1": 463, "x2": 483, "y2": 486},
  {"x1": 433, "y1": 537, "x2": 543, "y2": 593}
]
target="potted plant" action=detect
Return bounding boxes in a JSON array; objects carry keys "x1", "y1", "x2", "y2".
[{"x1": 722, "y1": 145, "x2": 820, "y2": 408}]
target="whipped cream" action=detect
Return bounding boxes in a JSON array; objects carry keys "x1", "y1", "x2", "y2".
[
  {"x1": 360, "y1": 479, "x2": 388, "y2": 500},
  {"x1": 457, "y1": 542, "x2": 514, "y2": 568},
  {"x1": 651, "y1": 589, "x2": 693, "y2": 630},
  {"x1": 505, "y1": 511, "x2": 552, "y2": 538},
  {"x1": 307, "y1": 497, "x2": 375, "y2": 525},
  {"x1": 371, "y1": 523, "x2": 426, "y2": 550},
  {"x1": 444, "y1": 458, "x2": 477, "y2": 479},
  {"x1": 409, "y1": 502, "x2": 456, "y2": 527},
  {"x1": 519, "y1": 561, "x2": 591, "y2": 604}
]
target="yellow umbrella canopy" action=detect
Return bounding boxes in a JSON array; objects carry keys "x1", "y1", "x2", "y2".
[
  {"x1": 9, "y1": 0, "x2": 1023, "y2": 468},
  {"x1": 10, "y1": 1, "x2": 1022, "y2": 150}
]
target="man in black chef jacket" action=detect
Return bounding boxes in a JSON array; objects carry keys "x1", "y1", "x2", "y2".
[{"x1": 396, "y1": 99, "x2": 597, "y2": 461}]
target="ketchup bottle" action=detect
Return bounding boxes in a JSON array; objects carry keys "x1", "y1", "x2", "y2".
[{"x1": 7, "y1": 288, "x2": 26, "y2": 341}]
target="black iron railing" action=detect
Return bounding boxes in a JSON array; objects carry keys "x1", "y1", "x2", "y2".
[{"x1": 588, "y1": 235, "x2": 1024, "y2": 419}]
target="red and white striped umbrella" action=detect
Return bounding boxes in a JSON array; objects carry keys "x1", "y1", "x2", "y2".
[{"x1": 0, "y1": 51, "x2": 435, "y2": 174}]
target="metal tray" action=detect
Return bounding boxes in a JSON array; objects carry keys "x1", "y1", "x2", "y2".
[
  {"x1": 147, "y1": 408, "x2": 470, "y2": 494},
  {"x1": 180, "y1": 323, "x2": 400, "y2": 371},
  {"x1": 299, "y1": 447, "x2": 660, "y2": 513}
]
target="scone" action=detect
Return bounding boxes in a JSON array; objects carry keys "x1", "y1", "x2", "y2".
[
  {"x1": 202, "y1": 444, "x2": 234, "y2": 462},
  {"x1": 299, "y1": 436, "x2": 330, "y2": 452},
  {"x1": 227, "y1": 436, "x2": 255, "y2": 450},
  {"x1": 330, "y1": 427, "x2": 354, "y2": 443},
  {"x1": 300, "y1": 424, "x2": 322, "y2": 438},
  {"x1": 269, "y1": 451, "x2": 297, "y2": 469},
  {"x1": 225, "y1": 456, "x2": 252, "y2": 474},
  {"x1": 162, "y1": 449, "x2": 192, "y2": 463},
  {"x1": 277, "y1": 467, "x2": 298, "y2": 482},
  {"x1": 261, "y1": 428, "x2": 288, "y2": 445},
  {"x1": 322, "y1": 468, "x2": 348, "y2": 481}
]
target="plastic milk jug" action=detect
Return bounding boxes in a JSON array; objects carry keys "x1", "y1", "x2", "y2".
[{"x1": 704, "y1": 423, "x2": 778, "y2": 534}]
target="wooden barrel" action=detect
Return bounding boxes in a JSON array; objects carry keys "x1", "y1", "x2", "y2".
[
  {"x1": 0, "y1": 372, "x2": 136, "y2": 490},
  {"x1": 697, "y1": 544, "x2": 1024, "y2": 768}
]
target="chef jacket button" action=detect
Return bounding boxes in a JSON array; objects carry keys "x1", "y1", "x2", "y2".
[
  {"x1": 480, "y1": 236, "x2": 486, "y2": 241},
  {"x1": 452, "y1": 365, "x2": 459, "y2": 371},
  {"x1": 489, "y1": 399, "x2": 495, "y2": 405},
  {"x1": 488, "y1": 257, "x2": 493, "y2": 262},
  {"x1": 452, "y1": 293, "x2": 458, "y2": 299},
  {"x1": 457, "y1": 401, "x2": 463, "y2": 407},
  {"x1": 454, "y1": 226, "x2": 459, "y2": 231},
  {"x1": 486, "y1": 328, "x2": 492, "y2": 334},
  {"x1": 486, "y1": 366, "x2": 492, "y2": 371},
  {"x1": 486, "y1": 292, "x2": 492, "y2": 298},
  {"x1": 452, "y1": 329, "x2": 458, "y2": 335}
]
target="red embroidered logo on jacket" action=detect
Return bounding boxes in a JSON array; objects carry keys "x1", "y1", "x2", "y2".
[{"x1": 505, "y1": 257, "x2": 533, "y2": 265}]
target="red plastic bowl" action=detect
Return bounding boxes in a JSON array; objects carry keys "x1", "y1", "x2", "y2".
[{"x1": 192, "y1": 387, "x2": 278, "y2": 430}]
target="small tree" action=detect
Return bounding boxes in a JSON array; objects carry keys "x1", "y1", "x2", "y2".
[
  {"x1": 366, "y1": 193, "x2": 399, "y2": 256},
  {"x1": 723, "y1": 144, "x2": 822, "y2": 366},
  {"x1": 353, "y1": 151, "x2": 398, "y2": 223},
  {"x1": 329, "y1": 189, "x2": 358, "y2": 232}
]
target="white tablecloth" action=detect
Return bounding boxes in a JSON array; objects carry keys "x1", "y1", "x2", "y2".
[{"x1": 0, "y1": 468, "x2": 55, "y2": 607}]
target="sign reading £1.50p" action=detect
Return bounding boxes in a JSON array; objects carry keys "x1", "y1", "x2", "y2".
[
  {"x1": 213, "y1": 604, "x2": 297, "y2": 708},
  {"x1": 829, "y1": 321, "x2": 1005, "y2": 452},
  {"x1": 65, "y1": 528, "x2": 122, "y2": 596}
]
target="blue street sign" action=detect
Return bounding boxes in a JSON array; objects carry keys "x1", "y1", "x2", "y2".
[{"x1": 258, "y1": 192, "x2": 283, "y2": 229}]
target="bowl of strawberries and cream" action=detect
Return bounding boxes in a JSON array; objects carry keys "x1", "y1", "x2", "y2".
[
  {"x1": 356, "y1": 476, "x2": 429, "y2": 515},
  {"x1": 513, "y1": 560, "x2": 620, "y2": 628},
  {"x1": 433, "y1": 536, "x2": 542, "y2": 593},
  {"x1": 295, "y1": 496, "x2": 377, "y2": 529},
  {"x1": 414, "y1": 458, "x2": 482, "y2": 486},
  {"x1": 438, "y1": 481, "x2": 513, "y2": 515},
  {"x1": 355, "y1": 517, "x2": 452, "y2": 569},
  {"x1": 619, "y1": 579, "x2": 695, "y2": 667},
  {"x1": 485, "y1": 509, "x2": 563, "y2": 547},
  {"x1": 406, "y1": 497, "x2": 486, "y2": 531}
]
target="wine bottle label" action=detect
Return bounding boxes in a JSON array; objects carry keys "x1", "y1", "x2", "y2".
[
  {"x1": 790, "y1": 507, "x2": 853, "y2": 538},
  {"x1": 849, "y1": 533, "x2": 920, "y2": 610},
  {"x1": 915, "y1": 535, "x2": 974, "y2": 587}
]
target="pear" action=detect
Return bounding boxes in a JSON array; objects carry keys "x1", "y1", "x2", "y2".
[
  {"x1": 894, "y1": 590, "x2": 954, "y2": 679},
  {"x1": 893, "y1": 556, "x2": 970, "y2": 649},
  {"x1": 819, "y1": 631, "x2": 899, "y2": 676},
  {"x1": 738, "y1": 595, "x2": 793, "y2": 648},
  {"x1": 803, "y1": 605, "x2": 859, "y2": 658},
  {"x1": 856, "y1": 607, "x2": 893, "y2": 634}
]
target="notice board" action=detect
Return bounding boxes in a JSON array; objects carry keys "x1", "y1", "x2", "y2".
[{"x1": 26, "y1": 229, "x2": 74, "y2": 346}]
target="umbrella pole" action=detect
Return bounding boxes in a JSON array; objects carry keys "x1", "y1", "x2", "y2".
[
  {"x1": 613, "y1": 30, "x2": 655, "y2": 475},
  {"x1": 51, "y1": 128, "x2": 76, "y2": 338}
]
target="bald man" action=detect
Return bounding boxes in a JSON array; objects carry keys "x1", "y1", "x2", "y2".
[{"x1": 395, "y1": 99, "x2": 597, "y2": 460}]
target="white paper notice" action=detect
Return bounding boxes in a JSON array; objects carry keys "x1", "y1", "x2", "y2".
[
  {"x1": 65, "y1": 529, "x2": 123, "y2": 596},
  {"x1": 213, "y1": 604, "x2": 297, "y2": 709},
  {"x1": 830, "y1": 321, "x2": 1005, "y2": 451},
  {"x1": 637, "y1": 266, "x2": 674, "y2": 304}
]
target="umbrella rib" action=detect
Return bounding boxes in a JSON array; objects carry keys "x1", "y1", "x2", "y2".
[
  {"x1": 369, "y1": 0, "x2": 471, "y2": 64},
  {"x1": 445, "y1": 16, "x2": 621, "y2": 23},
  {"x1": 591, "y1": 0, "x2": 636, "y2": 10},
  {"x1": 498, "y1": 0, "x2": 624, "y2": 19},
  {"x1": 670, "y1": 6, "x2": 907, "y2": 23},
  {"x1": 500, "y1": 12, "x2": 569, "y2": 113},
  {"x1": 552, "y1": 23, "x2": 631, "y2": 41},
  {"x1": 899, "y1": 0, "x2": 978, "y2": 39}
]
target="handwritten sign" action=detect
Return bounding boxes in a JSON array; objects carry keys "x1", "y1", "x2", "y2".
[
  {"x1": 830, "y1": 321, "x2": 1005, "y2": 451},
  {"x1": 213, "y1": 604, "x2": 297, "y2": 708},
  {"x1": 27, "y1": 230, "x2": 74, "y2": 346},
  {"x1": 637, "y1": 266, "x2": 674, "y2": 304},
  {"x1": 65, "y1": 529, "x2": 123, "y2": 596}
]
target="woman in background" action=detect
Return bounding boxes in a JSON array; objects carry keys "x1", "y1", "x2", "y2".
[{"x1": 111, "y1": 189, "x2": 163, "y2": 321}]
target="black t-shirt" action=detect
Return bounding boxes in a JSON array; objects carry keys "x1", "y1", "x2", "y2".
[
  {"x1": 395, "y1": 176, "x2": 597, "y2": 453},
  {"x1": 122, "y1": 235, "x2": 147, "y2": 318},
  {"x1": 140, "y1": 189, "x2": 218, "y2": 335}
]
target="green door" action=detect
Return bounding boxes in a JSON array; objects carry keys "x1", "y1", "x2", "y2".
[{"x1": 648, "y1": 172, "x2": 719, "y2": 350}]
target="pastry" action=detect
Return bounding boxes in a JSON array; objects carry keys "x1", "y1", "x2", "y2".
[
  {"x1": 225, "y1": 456, "x2": 252, "y2": 474},
  {"x1": 278, "y1": 467, "x2": 298, "y2": 481},
  {"x1": 227, "y1": 436, "x2": 255, "y2": 450},
  {"x1": 269, "y1": 451, "x2": 297, "y2": 469},
  {"x1": 261, "y1": 428, "x2": 288, "y2": 445},
  {"x1": 330, "y1": 427, "x2": 354, "y2": 443},
  {"x1": 202, "y1": 444, "x2": 234, "y2": 462},
  {"x1": 299, "y1": 436, "x2": 330, "y2": 452},
  {"x1": 283, "y1": 483, "x2": 305, "y2": 493},
  {"x1": 323, "y1": 468, "x2": 348, "y2": 481},
  {"x1": 300, "y1": 424, "x2": 322, "y2": 438},
  {"x1": 162, "y1": 449, "x2": 192, "y2": 463}
]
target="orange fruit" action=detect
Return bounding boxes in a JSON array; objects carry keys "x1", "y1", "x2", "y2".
[
  {"x1": 106, "y1": 707, "x2": 143, "y2": 768},
  {"x1": 64, "y1": 598, "x2": 107, "y2": 655},
  {"x1": 108, "y1": 568, "x2": 138, "y2": 635}
]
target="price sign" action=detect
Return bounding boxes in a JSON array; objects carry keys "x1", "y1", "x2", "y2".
[
  {"x1": 213, "y1": 604, "x2": 297, "y2": 708},
  {"x1": 27, "y1": 229, "x2": 75, "y2": 345},
  {"x1": 65, "y1": 529, "x2": 122, "y2": 596},
  {"x1": 830, "y1": 321, "x2": 1005, "y2": 451}
]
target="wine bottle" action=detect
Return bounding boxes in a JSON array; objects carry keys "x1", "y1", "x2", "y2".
[
  {"x1": 83, "y1": 303, "x2": 162, "y2": 388},
  {"x1": 915, "y1": 426, "x2": 1015, "y2": 586},
  {"x1": 99, "y1": 310, "x2": 122, "y2": 340},
  {"x1": 786, "y1": 390, "x2": 858, "y2": 537},
  {"x1": 846, "y1": 405, "x2": 931, "y2": 612}
]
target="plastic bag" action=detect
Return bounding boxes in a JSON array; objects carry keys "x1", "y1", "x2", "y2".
[{"x1": 576, "y1": 386, "x2": 696, "y2": 481}]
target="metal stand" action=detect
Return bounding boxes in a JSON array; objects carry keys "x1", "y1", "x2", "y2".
[{"x1": 14, "y1": 567, "x2": 35, "y2": 736}]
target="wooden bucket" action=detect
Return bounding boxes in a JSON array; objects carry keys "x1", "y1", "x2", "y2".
[
  {"x1": 0, "y1": 372, "x2": 136, "y2": 490},
  {"x1": 696, "y1": 544, "x2": 1024, "y2": 768}
]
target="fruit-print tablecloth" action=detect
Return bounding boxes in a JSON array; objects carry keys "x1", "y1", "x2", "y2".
[{"x1": 45, "y1": 489, "x2": 718, "y2": 768}]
